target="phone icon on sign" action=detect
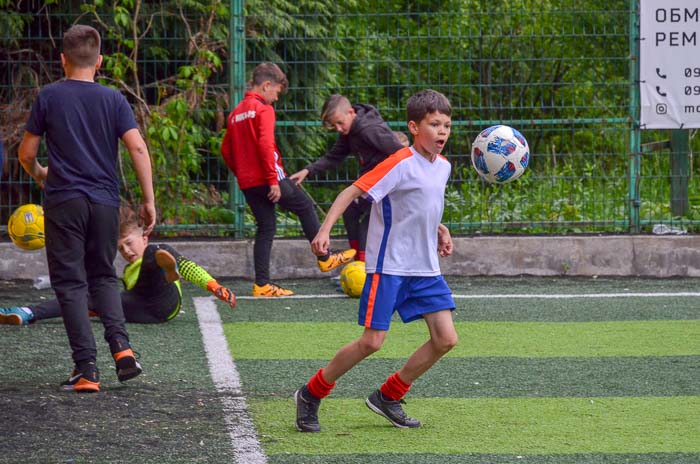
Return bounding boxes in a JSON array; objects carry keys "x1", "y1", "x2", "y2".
[
  {"x1": 656, "y1": 68, "x2": 667, "y2": 79},
  {"x1": 656, "y1": 86, "x2": 667, "y2": 97}
]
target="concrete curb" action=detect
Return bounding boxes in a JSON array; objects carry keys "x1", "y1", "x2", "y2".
[{"x1": 2, "y1": 235, "x2": 700, "y2": 280}]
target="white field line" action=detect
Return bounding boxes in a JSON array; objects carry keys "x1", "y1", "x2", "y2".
[
  {"x1": 235, "y1": 292, "x2": 700, "y2": 300},
  {"x1": 194, "y1": 297, "x2": 267, "y2": 464}
]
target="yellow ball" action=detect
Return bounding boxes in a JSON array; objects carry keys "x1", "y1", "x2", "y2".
[
  {"x1": 339, "y1": 261, "x2": 366, "y2": 298},
  {"x1": 8, "y1": 204, "x2": 45, "y2": 251}
]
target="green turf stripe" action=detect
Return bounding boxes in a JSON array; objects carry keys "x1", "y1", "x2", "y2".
[
  {"x1": 223, "y1": 292, "x2": 700, "y2": 323},
  {"x1": 251, "y1": 396, "x2": 700, "y2": 455},
  {"x1": 225, "y1": 320, "x2": 699, "y2": 359},
  {"x1": 236, "y1": 356, "x2": 700, "y2": 398},
  {"x1": 266, "y1": 453, "x2": 700, "y2": 464}
]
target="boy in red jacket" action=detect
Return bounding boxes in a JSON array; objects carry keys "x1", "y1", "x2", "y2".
[{"x1": 221, "y1": 63, "x2": 355, "y2": 297}]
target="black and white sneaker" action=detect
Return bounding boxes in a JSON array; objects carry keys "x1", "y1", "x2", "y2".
[
  {"x1": 366, "y1": 389, "x2": 421, "y2": 428},
  {"x1": 294, "y1": 386, "x2": 321, "y2": 432}
]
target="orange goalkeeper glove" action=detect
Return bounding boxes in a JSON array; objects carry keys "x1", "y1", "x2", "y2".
[{"x1": 207, "y1": 280, "x2": 236, "y2": 310}]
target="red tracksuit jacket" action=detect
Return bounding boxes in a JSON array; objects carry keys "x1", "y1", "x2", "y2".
[{"x1": 221, "y1": 91, "x2": 286, "y2": 190}]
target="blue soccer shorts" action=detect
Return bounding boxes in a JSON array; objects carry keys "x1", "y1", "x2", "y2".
[{"x1": 357, "y1": 273, "x2": 455, "y2": 330}]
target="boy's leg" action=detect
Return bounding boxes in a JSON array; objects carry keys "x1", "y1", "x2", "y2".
[
  {"x1": 29, "y1": 299, "x2": 62, "y2": 321},
  {"x1": 85, "y1": 202, "x2": 142, "y2": 382},
  {"x1": 120, "y1": 291, "x2": 171, "y2": 323},
  {"x1": 277, "y1": 177, "x2": 321, "y2": 241},
  {"x1": 296, "y1": 328, "x2": 387, "y2": 432},
  {"x1": 356, "y1": 198, "x2": 371, "y2": 262},
  {"x1": 342, "y1": 200, "x2": 362, "y2": 256},
  {"x1": 395, "y1": 310, "x2": 458, "y2": 383},
  {"x1": 242, "y1": 186, "x2": 277, "y2": 286},
  {"x1": 277, "y1": 178, "x2": 356, "y2": 271},
  {"x1": 366, "y1": 310, "x2": 457, "y2": 428},
  {"x1": 45, "y1": 197, "x2": 100, "y2": 391}
]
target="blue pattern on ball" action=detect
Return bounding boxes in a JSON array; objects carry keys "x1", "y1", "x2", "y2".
[
  {"x1": 494, "y1": 161, "x2": 516, "y2": 182},
  {"x1": 472, "y1": 147, "x2": 489, "y2": 174}
]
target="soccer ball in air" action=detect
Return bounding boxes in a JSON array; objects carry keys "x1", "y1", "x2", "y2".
[
  {"x1": 471, "y1": 125, "x2": 530, "y2": 184},
  {"x1": 8, "y1": 204, "x2": 45, "y2": 251},
  {"x1": 340, "y1": 261, "x2": 366, "y2": 298}
]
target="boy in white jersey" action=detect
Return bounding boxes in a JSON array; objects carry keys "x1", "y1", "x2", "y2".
[{"x1": 294, "y1": 89, "x2": 457, "y2": 432}]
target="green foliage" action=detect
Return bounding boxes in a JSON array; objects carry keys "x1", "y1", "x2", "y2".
[{"x1": 3, "y1": 1, "x2": 700, "y2": 236}]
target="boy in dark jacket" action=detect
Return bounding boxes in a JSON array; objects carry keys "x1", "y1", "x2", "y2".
[{"x1": 289, "y1": 95, "x2": 405, "y2": 262}]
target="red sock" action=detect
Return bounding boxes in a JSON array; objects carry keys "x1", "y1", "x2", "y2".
[
  {"x1": 306, "y1": 368, "x2": 335, "y2": 399},
  {"x1": 349, "y1": 239, "x2": 360, "y2": 253},
  {"x1": 380, "y1": 372, "x2": 411, "y2": 401},
  {"x1": 357, "y1": 250, "x2": 365, "y2": 262}
]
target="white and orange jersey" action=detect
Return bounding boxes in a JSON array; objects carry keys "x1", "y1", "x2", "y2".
[{"x1": 354, "y1": 146, "x2": 451, "y2": 276}]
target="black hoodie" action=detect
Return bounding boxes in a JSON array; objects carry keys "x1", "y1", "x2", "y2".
[{"x1": 304, "y1": 103, "x2": 404, "y2": 178}]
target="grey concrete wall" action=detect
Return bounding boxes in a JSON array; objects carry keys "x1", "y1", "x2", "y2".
[{"x1": 2, "y1": 235, "x2": 700, "y2": 280}]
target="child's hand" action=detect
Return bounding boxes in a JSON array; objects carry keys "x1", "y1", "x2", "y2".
[
  {"x1": 311, "y1": 231, "x2": 330, "y2": 256},
  {"x1": 437, "y1": 224, "x2": 453, "y2": 257},
  {"x1": 207, "y1": 281, "x2": 236, "y2": 310},
  {"x1": 268, "y1": 184, "x2": 281, "y2": 203},
  {"x1": 288, "y1": 169, "x2": 309, "y2": 185}
]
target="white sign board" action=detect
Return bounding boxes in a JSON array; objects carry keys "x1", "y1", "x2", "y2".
[{"x1": 640, "y1": 0, "x2": 700, "y2": 128}]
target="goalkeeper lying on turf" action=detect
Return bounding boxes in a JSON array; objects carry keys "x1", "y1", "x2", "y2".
[{"x1": 0, "y1": 211, "x2": 235, "y2": 326}]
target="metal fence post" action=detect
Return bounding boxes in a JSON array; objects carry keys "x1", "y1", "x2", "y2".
[
  {"x1": 628, "y1": 0, "x2": 641, "y2": 233},
  {"x1": 670, "y1": 130, "x2": 690, "y2": 216},
  {"x1": 228, "y1": 0, "x2": 246, "y2": 238}
]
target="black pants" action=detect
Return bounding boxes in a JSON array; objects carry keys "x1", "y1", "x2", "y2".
[
  {"x1": 243, "y1": 178, "x2": 321, "y2": 285},
  {"x1": 342, "y1": 196, "x2": 372, "y2": 251},
  {"x1": 33, "y1": 244, "x2": 181, "y2": 324},
  {"x1": 44, "y1": 197, "x2": 129, "y2": 367}
]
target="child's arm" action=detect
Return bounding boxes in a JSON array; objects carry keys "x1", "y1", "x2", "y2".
[
  {"x1": 290, "y1": 137, "x2": 352, "y2": 185},
  {"x1": 311, "y1": 184, "x2": 364, "y2": 256},
  {"x1": 122, "y1": 128, "x2": 156, "y2": 235},
  {"x1": 176, "y1": 255, "x2": 236, "y2": 309},
  {"x1": 18, "y1": 132, "x2": 48, "y2": 188},
  {"x1": 437, "y1": 223, "x2": 453, "y2": 257}
]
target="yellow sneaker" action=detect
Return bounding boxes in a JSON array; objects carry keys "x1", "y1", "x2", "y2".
[
  {"x1": 317, "y1": 249, "x2": 357, "y2": 272},
  {"x1": 155, "y1": 249, "x2": 180, "y2": 283},
  {"x1": 252, "y1": 283, "x2": 295, "y2": 297}
]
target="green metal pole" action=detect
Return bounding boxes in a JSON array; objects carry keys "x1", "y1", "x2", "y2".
[
  {"x1": 670, "y1": 130, "x2": 690, "y2": 216},
  {"x1": 628, "y1": 0, "x2": 641, "y2": 233},
  {"x1": 229, "y1": 0, "x2": 246, "y2": 238}
]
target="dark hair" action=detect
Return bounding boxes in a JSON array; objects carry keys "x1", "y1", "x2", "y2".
[
  {"x1": 406, "y1": 89, "x2": 451, "y2": 123},
  {"x1": 320, "y1": 94, "x2": 351, "y2": 127},
  {"x1": 63, "y1": 25, "x2": 101, "y2": 68},
  {"x1": 247, "y1": 62, "x2": 288, "y2": 93}
]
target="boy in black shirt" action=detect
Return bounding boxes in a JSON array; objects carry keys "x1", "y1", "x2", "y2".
[{"x1": 18, "y1": 25, "x2": 156, "y2": 392}]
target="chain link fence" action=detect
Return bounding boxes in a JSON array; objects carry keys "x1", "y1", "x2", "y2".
[{"x1": 1, "y1": 0, "x2": 698, "y2": 238}]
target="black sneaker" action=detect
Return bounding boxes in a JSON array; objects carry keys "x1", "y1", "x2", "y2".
[
  {"x1": 365, "y1": 389, "x2": 421, "y2": 428},
  {"x1": 113, "y1": 348, "x2": 142, "y2": 382},
  {"x1": 60, "y1": 362, "x2": 100, "y2": 393},
  {"x1": 294, "y1": 386, "x2": 321, "y2": 432}
]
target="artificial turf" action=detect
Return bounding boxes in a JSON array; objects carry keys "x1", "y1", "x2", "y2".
[
  {"x1": 1, "y1": 276, "x2": 698, "y2": 463},
  {"x1": 251, "y1": 396, "x2": 699, "y2": 455},
  {"x1": 225, "y1": 320, "x2": 698, "y2": 359}
]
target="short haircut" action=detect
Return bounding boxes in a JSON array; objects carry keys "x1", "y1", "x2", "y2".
[
  {"x1": 406, "y1": 89, "x2": 451, "y2": 123},
  {"x1": 63, "y1": 25, "x2": 101, "y2": 68},
  {"x1": 320, "y1": 94, "x2": 352, "y2": 128},
  {"x1": 119, "y1": 205, "x2": 142, "y2": 238},
  {"x1": 248, "y1": 62, "x2": 288, "y2": 93},
  {"x1": 393, "y1": 131, "x2": 409, "y2": 147}
]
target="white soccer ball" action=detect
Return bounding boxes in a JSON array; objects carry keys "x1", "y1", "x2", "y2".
[{"x1": 471, "y1": 125, "x2": 530, "y2": 184}]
